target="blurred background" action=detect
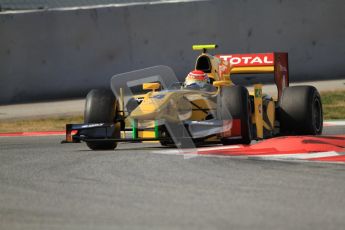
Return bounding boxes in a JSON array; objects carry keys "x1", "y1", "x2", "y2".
[{"x1": 0, "y1": 0, "x2": 344, "y2": 104}]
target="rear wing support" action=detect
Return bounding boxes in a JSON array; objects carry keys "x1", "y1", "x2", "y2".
[{"x1": 273, "y1": 53, "x2": 289, "y2": 100}]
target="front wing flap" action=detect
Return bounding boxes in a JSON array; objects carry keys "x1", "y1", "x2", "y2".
[{"x1": 62, "y1": 119, "x2": 240, "y2": 144}]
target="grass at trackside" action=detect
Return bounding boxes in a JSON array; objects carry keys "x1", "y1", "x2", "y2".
[
  {"x1": 0, "y1": 115, "x2": 83, "y2": 133},
  {"x1": 321, "y1": 90, "x2": 345, "y2": 120},
  {"x1": 0, "y1": 90, "x2": 344, "y2": 133}
]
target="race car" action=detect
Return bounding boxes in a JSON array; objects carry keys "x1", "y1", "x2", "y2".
[{"x1": 62, "y1": 44, "x2": 323, "y2": 150}]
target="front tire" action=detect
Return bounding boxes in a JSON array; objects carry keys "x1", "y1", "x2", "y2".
[
  {"x1": 279, "y1": 86, "x2": 323, "y2": 135},
  {"x1": 84, "y1": 89, "x2": 119, "y2": 150}
]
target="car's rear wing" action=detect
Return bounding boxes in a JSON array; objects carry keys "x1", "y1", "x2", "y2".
[{"x1": 215, "y1": 52, "x2": 289, "y2": 100}]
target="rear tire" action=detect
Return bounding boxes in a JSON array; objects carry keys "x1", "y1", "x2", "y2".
[
  {"x1": 218, "y1": 86, "x2": 252, "y2": 145},
  {"x1": 280, "y1": 86, "x2": 323, "y2": 135},
  {"x1": 84, "y1": 89, "x2": 119, "y2": 150}
]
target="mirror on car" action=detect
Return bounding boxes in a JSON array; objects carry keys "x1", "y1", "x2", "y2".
[{"x1": 213, "y1": 80, "x2": 231, "y2": 87}]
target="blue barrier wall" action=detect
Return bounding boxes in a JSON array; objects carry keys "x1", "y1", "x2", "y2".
[{"x1": 0, "y1": 0, "x2": 344, "y2": 104}]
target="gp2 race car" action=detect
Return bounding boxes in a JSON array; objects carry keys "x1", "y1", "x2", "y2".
[{"x1": 62, "y1": 44, "x2": 323, "y2": 150}]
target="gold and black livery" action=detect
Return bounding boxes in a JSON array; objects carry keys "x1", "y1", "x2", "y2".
[{"x1": 63, "y1": 45, "x2": 323, "y2": 150}]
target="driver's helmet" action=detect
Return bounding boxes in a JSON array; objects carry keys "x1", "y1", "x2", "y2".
[{"x1": 184, "y1": 70, "x2": 210, "y2": 89}]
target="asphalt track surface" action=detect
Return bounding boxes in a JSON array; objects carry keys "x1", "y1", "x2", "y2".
[{"x1": 0, "y1": 125, "x2": 345, "y2": 230}]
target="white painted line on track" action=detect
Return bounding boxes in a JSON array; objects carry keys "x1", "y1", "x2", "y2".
[
  {"x1": 151, "y1": 148, "x2": 345, "y2": 163},
  {"x1": 258, "y1": 151, "x2": 341, "y2": 160},
  {"x1": 197, "y1": 145, "x2": 241, "y2": 151},
  {"x1": 1, "y1": 0, "x2": 206, "y2": 14},
  {"x1": 324, "y1": 121, "x2": 345, "y2": 126},
  {"x1": 152, "y1": 145, "x2": 240, "y2": 155}
]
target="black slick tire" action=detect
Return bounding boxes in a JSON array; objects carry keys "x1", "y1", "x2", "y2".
[
  {"x1": 84, "y1": 89, "x2": 119, "y2": 150},
  {"x1": 218, "y1": 85, "x2": 252, "y2": 145},
  {"x1": 280, "y1": 86, "x2": 323, "y2": 135}
]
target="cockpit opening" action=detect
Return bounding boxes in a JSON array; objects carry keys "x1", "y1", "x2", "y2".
[{"x1": 195, "y1": 55, "x2": 212, "y2": 73}]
